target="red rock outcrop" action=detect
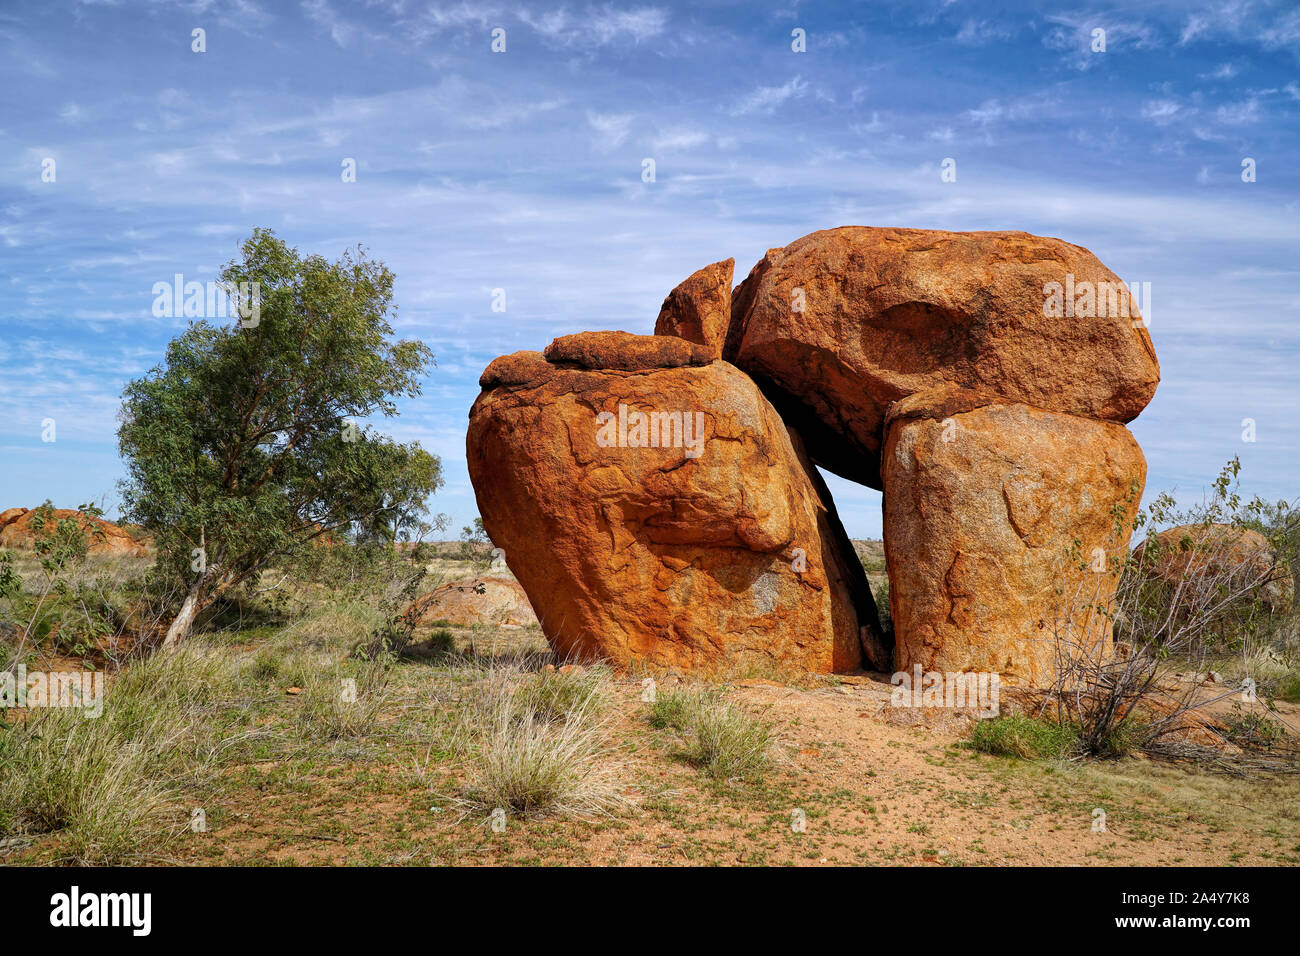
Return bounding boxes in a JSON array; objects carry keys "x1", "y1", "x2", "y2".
[
  {"x1": 403, "y1": 575, "x2": 539, "y2": 629},
  {"x1": 1134, "y1": 524, "x2": 1294, "y2": 612},
  {"x1": 466, "y1": 331, "x2": 883, "y2": 673},
  {"x1": 468, "y1": 226, "x2": 1160, "y2": 684},
  {"x1": 723, "y1": 227, "x2": 1159, "y2": 488},
  {"x1": 881, "y1": 388, "x2": 1147, "y2": 685},
  {"x1": 0, "y1": 508, "x2": 150, "y2": 558}
]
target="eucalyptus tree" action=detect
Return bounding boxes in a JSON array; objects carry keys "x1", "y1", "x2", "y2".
[{"x1": 119, "y1": 229, "x2": 440, "y2": 648}]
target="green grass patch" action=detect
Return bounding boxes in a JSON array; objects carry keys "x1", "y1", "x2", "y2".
[
  {"x1": 969, "y1": 715, "x2": 1079, "y2": 760},
  {"x1": 647, "y1": 688, "x2": 772, "y2": 784}
]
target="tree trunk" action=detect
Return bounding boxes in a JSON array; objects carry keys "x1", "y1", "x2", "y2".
[
  {"x1": 161, "y1": 576, "x2": 205, "y2": 651},
  {"x1": 161, "y1": 563, "x2": 225, "y2": 651},
  {"x1": 160, "y1": 564, "x2": 244, "y2": 651}
]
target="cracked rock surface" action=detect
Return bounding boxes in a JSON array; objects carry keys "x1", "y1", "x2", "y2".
[
  {"x1": 467, "y1": 331, "x2": 885, "y2": 673},
  {"x1": 468, "y1": 227, "x2": 1157, "y2": 683},
  {"x1": 881, "y1": 387, "x2": 1146, "y2": 685},
  {"x1": 724, "y1": 226, "x2": 1159, "y2": 489}
]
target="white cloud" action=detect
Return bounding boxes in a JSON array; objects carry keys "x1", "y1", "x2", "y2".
[
  {"x1": 1179, "y1": 15, "x2": 1209, "y2": 45},
  {"x1": 1042, "y1": 14, "x2": 1160, "y2": 70},
  {"x1": 518, "y1": 5, "x2": 667, "y2": 47},
  {"x1": 586, "y1": 110, "x2": 633, "y2": 149},
  {"x1": 301, "y1": 0, "x2": 360, "y2": 47},
  {"x1": 965, "y1": 100, "x2": 1004, "y2": 125},
  {"x1": 149, "y1": 151, "x2": 187, "y2": 176},
  {"x1": 955, "y1": 19, "x2": 1010, "y2": 46},
  {"x1": 1216, "y1": 96, "x2": 1261, "y2": 124},
  {"x1": 1200, "y1": 62, "x2": 1238, "y2": 80},
  {"x1": 651, "y1": 126, "x2": 710, "y2": 151},
  {"x1": 1140, "y1": 98, "x2": 1190, "y2": 125},
  {"x1": 1259, "y1": 8, "x2": 1300, "y2": 51},
  {"x1": 731, "y1": 75, "x2": 808, "y2": 116}
]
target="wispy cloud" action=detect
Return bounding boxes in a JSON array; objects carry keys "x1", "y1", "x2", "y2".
[
  {"x1": 955, "y1": 19, "x2": 1010, "y2": 45},
  {"x1": 586, "y1": 110, "x2": 634, "y2": 149},
  {"x1": 730, "y1": 75, "x2": 808, "y2": 116},
  {"x1": 1141, "y1": 98, "x2": 1192, "y2": 125},
  {"x1": 518, "y1": 5, "x2": 668, "y2": 47}
]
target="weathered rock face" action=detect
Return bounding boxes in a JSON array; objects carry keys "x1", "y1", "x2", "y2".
[
  {"x1": 1134, "y1": 524, "x2": 1295, "y2": 612},
  {"x1": 404, "y1": 575, "x2": 538, "y2": 629},
  {"x1": 653, "y1": 259, "x2": 734, "y2": 357},
  {"x1": 724, "y1": 227, "x2": 1160, "y2": 488},
  {"x1": 467, "y1": 226, "x2": 1160, "y2": 683},
  {"x1": 881, "y1": 388, "x2": 1147, "y2": 685},
  {"x1": 467, "y1": 331, "x2": 883, "y2": 673},
  {"x1": 0, "y1": 508, "x2": 150, "y2": 558}
]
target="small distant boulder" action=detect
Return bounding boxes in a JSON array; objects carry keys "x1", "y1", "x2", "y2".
[
  {"x1": 403, "y1": 575, "x2": 539, "y2": 629},
  {"x1": 1133, "y1": 524, "x2": 1294, "y2": 612},
  {"x1": 0, "y1": 507, "x2": 149, "y2": 558}
]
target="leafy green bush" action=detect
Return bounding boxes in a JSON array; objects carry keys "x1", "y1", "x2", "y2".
[
  {"x1": 1223, "y1": 708, "x2": 1287, "y2": 748},
  {"x1": 1276, "y1": 672, "x2": 1300, "y2": 704},
  {"x1": 425, "y1": 628, "x2": 456, "y2": 657}
]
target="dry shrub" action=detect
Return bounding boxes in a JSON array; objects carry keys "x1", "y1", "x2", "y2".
[{"x1": 1047, "y1": 459, "x2": 1297, "y2": 758}]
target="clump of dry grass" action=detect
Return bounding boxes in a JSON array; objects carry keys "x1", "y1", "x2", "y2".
[
  {"x1": 459, "y1": 666, "x2": 626, "y2": 820},
  {"x1": 511, "y1": 664, "x2": 612, "y2": 721},
  {"x1": 0, "y1": 640, "x2": 249, "y2": 864},
  {"x1": 277, "y1": 601, "x2": 381, "y2": 654},
  {"x1": 296, "y1": 657, "x2": 394, "y2": 740},
  {"x1": 648, "y1": 687, "x2": 772, "y2": 784}
]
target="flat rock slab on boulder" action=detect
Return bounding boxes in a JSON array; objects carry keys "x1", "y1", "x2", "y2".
[
  {"x1": 723, "y1": 227, "x2": 1160, "y2": 488},
  {"x1": 882, "y1": 388, "x2": 1146, "y2": 686},
  {"x1": 403, "y1": 576, "x2": 538, "y2": 628},
  {"x1": 1134, "y1": 524, "x2": 1294, "y2": 612},
  {"x1": 467, "y1": 331, "x2": 883, "y2": 673},
  {"x1": 0, "y1": 508, "x2": 149, "y2": 558}
]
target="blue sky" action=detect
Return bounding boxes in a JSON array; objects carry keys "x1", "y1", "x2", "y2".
[{"x1": 2, "y1": 0, "x2": 1298, "y2": 538}]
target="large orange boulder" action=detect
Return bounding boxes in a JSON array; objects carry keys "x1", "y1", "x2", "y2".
[
  {"x1": 466, "y1": 331, "x2": 884, "y2": 673},
  {"x1": 723, "y1": 227, "x2": 1160, "y2": 488},
  {"x1": 653, "y1": 258, "x2": 734, "y2": 357},
  {"x1": 403, "y1": 575, "x2": 538, "y2": 628},
  {"x1": 881, "y1": 388, "x2": 1147, "y2": 685},
  {"x1": 1133, "y1": 524, "x2": 1294, "y2": 612},
  {"x1": 0, "y1": 508, "x2": 149, "y2": 558}
]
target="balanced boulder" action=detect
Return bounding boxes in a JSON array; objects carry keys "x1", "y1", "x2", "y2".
[
  {"x1": 723, "y1": 227, "x2": 1159, "y2": 488},
  {"x1": 469, "y1": 225, "x2": 1160, "y2": 683},
  {"x1": 466, "y1": 331, "x2": 883, "y2": 673},
  {"x1": 653, "y1": 258, "x2": 734, "y2": 358}
]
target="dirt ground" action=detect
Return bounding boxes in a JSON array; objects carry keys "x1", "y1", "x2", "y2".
[
  {"x1": 4, "y1": 545, "x2": 1298, "y2": 867},
  {"x1": 110, "y1": 628, "x2": 1300, "y2": 868}
]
